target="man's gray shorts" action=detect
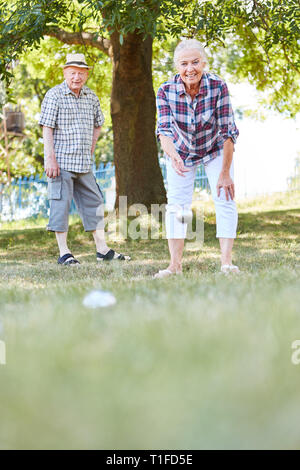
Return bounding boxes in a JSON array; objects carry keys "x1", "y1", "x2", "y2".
[{"x1": 47, "y1": 169, "x2": 104, "y2": 232}]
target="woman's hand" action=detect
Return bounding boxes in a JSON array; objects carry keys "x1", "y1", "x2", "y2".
[
  {"x1": 171, "y1": 155, "x2": 190, "y2": 177},
  {"x1": 217, "y1": 171, "x2": 235, "y2": 200},
  {"x1": 158, "y1": 135, "x2": 189, "y2": 176}
]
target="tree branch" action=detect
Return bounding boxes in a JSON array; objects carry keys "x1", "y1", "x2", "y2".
[
  {"x1": 281, "y1": 41, "x2": 300, "y2": 75},
  {"x1": 47, "y1": 28, "x2": 112, "y2": 57}
]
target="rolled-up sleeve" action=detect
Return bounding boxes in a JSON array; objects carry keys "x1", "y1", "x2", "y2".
[
  {"x1": 156, "y1": 87, "x2": 173, "y2": 140},
  {"x1": 94, "y1": 97, "x2": 105, "y2": 127},
  {"x1": 39, "y1": 91, "x2": 58, "y2": 128},
  {"x1": 215, "y1": 82, "x2": 239, "y2": 144}
]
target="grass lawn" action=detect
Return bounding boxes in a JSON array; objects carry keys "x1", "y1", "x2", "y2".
[{"x1": 0, "y1": 191, "x2": 299, "y2": 450}]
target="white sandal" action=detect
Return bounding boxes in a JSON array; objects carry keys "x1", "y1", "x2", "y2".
[
  {"x1": 220, "y1": 264, "x2": 241, "y2": 274},
  {"x1": 153, "y1": 269, "x2": 182, "y2": 279}
]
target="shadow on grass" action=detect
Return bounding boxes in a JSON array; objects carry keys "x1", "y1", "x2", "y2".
[
  {"x1": 0, "y1": 207, "x2": 299, "y2": 271},
  {"x1": 238, "y1": 208, "x2": 300, "y2": 236}
]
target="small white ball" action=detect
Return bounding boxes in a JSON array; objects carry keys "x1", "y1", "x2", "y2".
[{"x1": 176, "y1": 208, "x2": 193, "y2": 224}]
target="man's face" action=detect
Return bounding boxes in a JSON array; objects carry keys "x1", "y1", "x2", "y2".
[
  {"x1": 63, "y1": 66, "x2": 89, "y2": 94},
  {"x1": 176, "y1": 49, "x2": 205, "y2": 88}
]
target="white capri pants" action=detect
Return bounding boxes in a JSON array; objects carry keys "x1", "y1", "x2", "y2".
[{"x1": 166, "y1": 153, "x2": 238, "y2": 239}]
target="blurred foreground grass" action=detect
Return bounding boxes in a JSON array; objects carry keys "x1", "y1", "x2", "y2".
[{"x1": 0, "y1": 191, "x2": 299, "y2": 449}]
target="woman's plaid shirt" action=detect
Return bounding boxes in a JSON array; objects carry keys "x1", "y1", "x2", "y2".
[
  {"x1": 39, "y1": 81, "x2": 104, "y2": 173},
  {"x1": 156, "y1": 73, "x2": 239, "y2": 167}
]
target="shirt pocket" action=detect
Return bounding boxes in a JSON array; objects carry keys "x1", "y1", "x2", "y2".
[
  {"x1": 201, "y1": 110, "x2": 215, "y2": 130},
  {"x1": 47, "y1": 176, "x2": 62, "y2": 200},
  {"x1": 57, "y1": 103, "x2": 77, "y2": 128}
]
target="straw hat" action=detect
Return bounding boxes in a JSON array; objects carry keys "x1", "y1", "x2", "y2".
[{"x1": 63, "y1": 53, "x2": 91, "y2": 69}]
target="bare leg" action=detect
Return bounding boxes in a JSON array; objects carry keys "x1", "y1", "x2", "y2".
[
  {"x1": 92, "y1": 229, "x2": 109, "y2": 254},
  {"x1": 219, "y1": 237, "x2": 234, "y2": 266},
  {"x1": 93, "y1": 229, "x2": 131, "y2": 260},
  {"x1": 55, "y1": 232, "x2": 71, "y2": 257},
  {"x1": 219, "y1": 237, "x2": 234, "y2": 265},
  {"x1": 167, "y1": 239, "x2": 184, "y2": 273}
]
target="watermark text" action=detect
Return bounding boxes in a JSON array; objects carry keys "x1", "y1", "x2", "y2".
[
  {"x1": 291, "y1": 340, "x2": 300, "y2": 365},
  {"x1": 0, "y1": 340, "x2": 6, "y2": 365}
]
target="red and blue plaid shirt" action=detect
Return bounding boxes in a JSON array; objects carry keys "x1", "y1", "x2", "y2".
[{"x1": 156, "y1": 72, "x2": 239, "y2": 167}]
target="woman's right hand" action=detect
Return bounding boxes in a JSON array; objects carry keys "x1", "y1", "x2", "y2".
[
  {"x1": 158, "y1": 135, "x2": 189, "y2": 177},
  {"x1": 171, "y1": 154, "x2": 189, "y2": 177}
]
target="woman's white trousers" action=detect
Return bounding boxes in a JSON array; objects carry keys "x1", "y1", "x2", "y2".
[{"x1": 165, "y1": 154, "x2": 238, "y2": 239}]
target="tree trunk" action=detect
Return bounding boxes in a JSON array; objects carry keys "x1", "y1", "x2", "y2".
[{"x1": 110, "y1": 31, "x2": 166, "y2": 208}]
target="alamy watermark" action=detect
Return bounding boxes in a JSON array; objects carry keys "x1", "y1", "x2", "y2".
[
  {"x1": 97, "y1": 197, "x2": 204, "y2": 246},
  {"x1": 291, "y1": 340, "x2": 300, "y2": 365},
  {"x1": 0, "y1": 340, "x2": 6, "y2": 365}
]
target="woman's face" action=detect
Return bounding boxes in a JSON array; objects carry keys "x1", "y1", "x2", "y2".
[{"x1": 176, "y1": 49, "x2": 205, "y2": 88}]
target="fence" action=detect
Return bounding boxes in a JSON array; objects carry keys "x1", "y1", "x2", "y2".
[{"x1": 0, "y1": 159, "x2": 210, "y2": 221}]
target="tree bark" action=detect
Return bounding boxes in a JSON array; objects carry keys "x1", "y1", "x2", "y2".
[
  {"x1": 48, "y1": 29, "x2": 111, "y2": 56},
  {"x1": 110, "y1": 31, "x2": 166, "y2": 208},
  {"x1": 47, "y1": 28, "x2": 167, "y2": 207}
]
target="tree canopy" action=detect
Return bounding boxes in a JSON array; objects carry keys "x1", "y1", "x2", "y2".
[
  {"x1": 1, "y1": 0, "x2": 300, "y2": 114},
  {"x1": 1, "y1": 0, "x2": 299, "y2": 204}
]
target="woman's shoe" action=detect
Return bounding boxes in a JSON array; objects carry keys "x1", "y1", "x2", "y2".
[
  {"x1": 57, "y1": 253, "x2": 80, "y2": 265},
  {"x1": 153, "y1": 269, "x2": 182, "y2": 279}
]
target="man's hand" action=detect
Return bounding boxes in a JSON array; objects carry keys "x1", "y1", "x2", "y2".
[
  {"x1": 217, "y1": 171, "x2": 235, "y2": 200},
  {"x1": 171, "y1": 154, "x2": 190, "y2": 177},
  {"x1": 45, "y1": 155, "x2": 60, "y2": 178},
  {"x1": 43, "y1": 126, "x2": 59, "y2": 178},
  {"x1": 91, "y1": 126, "x2": 102, "y2": 155}
]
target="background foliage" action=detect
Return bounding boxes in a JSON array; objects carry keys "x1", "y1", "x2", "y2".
[{"x1": 0, "y1": 0, "x2": 299, "y2": 181}]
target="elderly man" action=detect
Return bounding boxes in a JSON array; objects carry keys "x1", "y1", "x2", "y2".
[
  {"x1": 155, "y1": 39, "x2": 240, "y2": 278},
  {"x1": 39, "y1": 53, "x2": 130, "y2": 265}
]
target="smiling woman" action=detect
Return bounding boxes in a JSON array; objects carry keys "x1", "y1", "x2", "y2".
[
  {"x1": 176, "y1": 50, "x2": 206, "y2": 99},
  {"x1": 155, "y1": 39, "x2": 240, "y2": 279},
  {"x1": 174, "y1": 40, "x2": 208, "y2": 98}
]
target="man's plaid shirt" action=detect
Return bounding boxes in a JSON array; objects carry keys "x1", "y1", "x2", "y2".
[
  {"x1": 39, "y1": 81, "x2": 104, "y2": 173},
  {"x1": 156, "y1": 72, "x2": 239, "y2": 167}
]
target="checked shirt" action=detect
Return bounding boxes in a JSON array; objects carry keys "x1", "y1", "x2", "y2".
[
  {"x1": 39, "y1": 81, "x2": 104, "y2": 173},
  {"x1": 156, "y1": 73, "x2": 239, "y2": 167}
]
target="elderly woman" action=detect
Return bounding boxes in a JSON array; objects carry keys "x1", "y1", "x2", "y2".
[{"x1": 155, "y1": 39, "x2": 240, "y2": 278}]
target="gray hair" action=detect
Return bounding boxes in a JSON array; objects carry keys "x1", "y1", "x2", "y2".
[{"x1": 174, "y1": 39, "x2": 208, "y2": 68}]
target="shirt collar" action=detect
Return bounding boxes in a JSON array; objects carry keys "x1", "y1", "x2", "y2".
[
  {"x1": 175, "y1": 73, "x2": 208, "y2": 98},
  {"x1": 62, "y1": 80, "x2": 88, "y2": 96}
]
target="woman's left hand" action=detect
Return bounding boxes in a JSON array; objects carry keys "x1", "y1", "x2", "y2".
[{"x1": 217, "y1": 172, "x2": 235, "y2": 201}]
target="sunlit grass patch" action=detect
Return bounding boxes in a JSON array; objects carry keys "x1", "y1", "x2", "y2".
[{"x1": 0, "y1": 192, "x2": 299, "y2": 449}]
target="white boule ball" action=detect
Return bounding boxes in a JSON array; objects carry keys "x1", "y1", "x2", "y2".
[
  {"x1": 176, "y1": 208, "x2": 193, "y2": 224},
  {"x1": 83, "y1": 290, "x2": 116, "y2": 309}
]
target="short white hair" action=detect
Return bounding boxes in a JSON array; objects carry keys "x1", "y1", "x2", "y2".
[{"x1": 174, "y1": 39, "x2": 208, "y2": 68}]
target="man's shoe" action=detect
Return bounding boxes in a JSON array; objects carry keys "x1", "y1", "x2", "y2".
[
  {"x1": 57, "y1": 253, "x2": 80, "y2": 265},
  {"x1": 97, "y1": 249, "x2": 131, "y2": 261}
]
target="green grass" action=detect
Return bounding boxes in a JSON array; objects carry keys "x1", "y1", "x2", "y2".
[{"x1": 0, "y1": 191, "x2": 299, "y2": 450}]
